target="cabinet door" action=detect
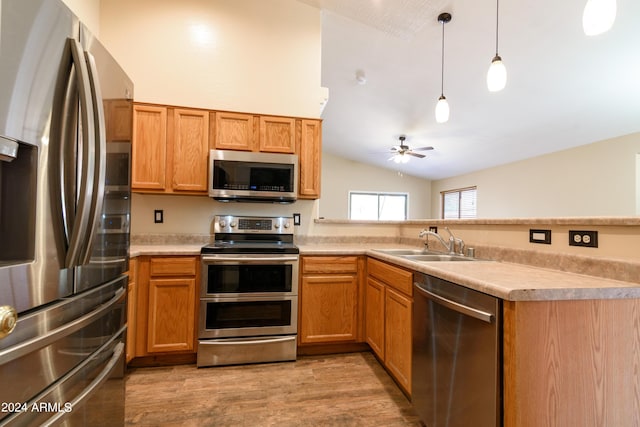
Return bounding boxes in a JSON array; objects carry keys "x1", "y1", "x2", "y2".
[
  {"x1": 214, "y1": 111, "x2": 256, "y2": 151},
  {"x1": 170, "y1": 108, "x2": 209, "y2": 192},
  {"x1": 300, "y1": 274, "x2": 358, "y2": 344},
  {"x1": 105, "y1": 99, "x2": 132, "y2": 142},
  {"x1": 132, "y1": 104, "x2": 167, "y2": 190},
  {"x1": 147, "y1": 277, "x2": 196, "y2": 353},
  {"x1": 385, "y1": 287, "x2": 412, "y2": 394},
  {"x1": 259, "y1": 116, "x2": 295, "y2": 153},
  {"x1": 297, "y1": 119, "x2": 321, "y2": 199},
  {"x1": 365, "y1": 276, "x2": 386, "y2": 359}
]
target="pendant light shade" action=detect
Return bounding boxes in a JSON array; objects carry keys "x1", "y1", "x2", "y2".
[
  {"x1": 435, "y1": 95, "x2": 450, "y2": 123},
  {"x1": 582, "y1": 0, "x2": 616, "y2": 36},
  {"x1": 487, "y1": 55, "x2": 507, "y2": 92},
  {"x1": 435, "y1": 13, "x2": 451, "y2": 124},
  {"x1": 487, "y1": 0, "x2": 506, "y2": 92}
]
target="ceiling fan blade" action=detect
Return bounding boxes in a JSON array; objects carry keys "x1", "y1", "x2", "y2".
[
  {"x1": 407, "y1": 151, "x2": 426, "y2": 158},
  {"x1": 412, "y1": 146, "x2": 434, "y2": 151}
]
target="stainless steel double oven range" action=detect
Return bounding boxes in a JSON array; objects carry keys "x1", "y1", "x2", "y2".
[{"x1": 198, "y1": 215, "x2": 299, "y2": 367}]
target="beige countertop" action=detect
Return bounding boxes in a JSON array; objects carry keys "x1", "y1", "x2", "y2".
[{"x1": 130, "y1": 243, "x2": 640, "y2": 302}]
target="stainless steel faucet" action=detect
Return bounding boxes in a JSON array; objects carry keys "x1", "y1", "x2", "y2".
[
  {"x1": 443, "y1": 227, "x2": 465, "y2": 256},
  {"x1": 419, "y1": 227, "x2": 465, "y2": 255}
]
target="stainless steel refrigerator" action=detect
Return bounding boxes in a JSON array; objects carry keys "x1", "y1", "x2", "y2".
[{"x1": 0, "y1": 0, "x2": 133, "y2": 425}]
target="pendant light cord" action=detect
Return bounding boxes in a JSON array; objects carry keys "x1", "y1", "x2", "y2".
[
  {"x1": 495, "y1": 0, "x2": 500, "y2": 56},
  {"x1": 440, "y1": 20, "x2": 445, "y2": 97}
]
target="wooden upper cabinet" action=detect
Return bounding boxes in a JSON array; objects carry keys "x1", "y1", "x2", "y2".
[
  {"x1": 104, "y1": 99, "x2": 132, "y2": 142},
  {"x1": 259, "y1": 116, "x2": 295, "y2": 153},
  {"x1": 297, "y1": 119, "x2": 322, "y2": 199},
  {"x1": 132, "y1": 104, "x2": 167, "y2": 190},
  {"x1": 170, "y1": 108, "x2": 209, "y2": 193},
  {"x1": 213, "y1": 111, "x2": 256, "y2": 151}
]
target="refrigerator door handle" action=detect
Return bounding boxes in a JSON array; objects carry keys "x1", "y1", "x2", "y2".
[
  {"x1": 49, "y1": 38, "x2": 97, "y2": 269},
  {"x1": 79, "y1": 50, "x2": 107, "y2": 265},
  {"x1": 65, "y1": 38, "x2": 97, "y2": 269}
]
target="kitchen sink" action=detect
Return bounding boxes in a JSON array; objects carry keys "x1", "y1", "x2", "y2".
[
  {"x1": 373, "y1": 248, "x2": 435, "y2": 256},
  {"x1": 373, "y1": 248, "x2": 475, "y2": 262},
  {"x1": 403, "y1": 254, "x2": 473, "y2": 262}
]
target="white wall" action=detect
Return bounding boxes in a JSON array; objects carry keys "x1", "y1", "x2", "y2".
[
  {"x1": 320, "y1": 152, "x2": 431, "y2": 219},
  {"x1": 60, "y1": 0, "x2": 100, "y2": 35},
  {"x1": 99, "y1": 0, "x2": 322, "y2": 118},
  {"x1": 431, "y1": 132, "x2": 640, "y2": 218}
]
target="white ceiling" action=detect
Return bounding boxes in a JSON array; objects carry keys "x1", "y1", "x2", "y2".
[{"x1": 299, "y1": 0, "x2": 640, "y2": 180}]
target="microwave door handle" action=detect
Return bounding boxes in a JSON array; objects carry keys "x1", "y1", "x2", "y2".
[
  {"x1": 78, "y1": 50, "x2": 106, "y2": 265},
  {"x1": 64, "y1": 38, "x2": 96, "y2": 269}
]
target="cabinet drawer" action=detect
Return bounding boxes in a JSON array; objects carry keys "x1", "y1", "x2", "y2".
[
  {"x1": 367, "y1": 258, "x2": 413, "y2": 296},
  {"x1": 302, "y1": 256, "x2": 359, "y2": 274},
  {"x1": 150, "y1": 257, "x2": 197, "y2": 277}
]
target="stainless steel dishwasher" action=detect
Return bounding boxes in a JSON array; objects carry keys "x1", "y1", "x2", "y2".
[{"x1": 412, "y1": 273, "x2": 502, "y2": 427}]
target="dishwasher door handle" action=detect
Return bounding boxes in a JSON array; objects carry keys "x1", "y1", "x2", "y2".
[{"x1": 415, "y1": 284, "x2": 494, "y2": 323}]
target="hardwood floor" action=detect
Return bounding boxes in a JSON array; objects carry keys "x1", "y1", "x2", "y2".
[{"x1": 125, "y1": 351, "x2": 421, "y2": 426}]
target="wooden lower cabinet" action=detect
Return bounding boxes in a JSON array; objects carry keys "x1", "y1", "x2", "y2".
[
  {"x1": 503, "y1": 298, "x2": 640, "y2": 427},
  {"x1": 299, "y1": 256, "x2": 365, "y2": 345},
  {"x1": 364, "y1": 276, "x2": 385, "y2": 357},
  {"x1": 384, "y1": 287, "x2": 412, "y2": 392},
  {"x1": 365, "y1": 258, "x2": 413, "y2": 395},
  {"x1": 133, "y1": 256, "x2": 199, "y2": 360}
]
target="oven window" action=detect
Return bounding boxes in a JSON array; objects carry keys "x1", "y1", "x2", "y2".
[
  {"x1": 206, "y1": 264, "x2": 292, "y2": 293},
  {"x1": 205, "y1": 300, "x2": 292, "y2": 329}
]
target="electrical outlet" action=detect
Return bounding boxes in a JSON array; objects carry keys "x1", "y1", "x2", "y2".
[
  {"x1": 429, "y1": 226, "x2": 438, "y2": 233},
  {"x1": 569, "y1": 230, "x2": 598, "y2": 248},
  {"x1": 154, "y1": 209, "x2": 164, "y2": 224},
  {"x1": 293, "y1": 213, "x2": 301, "y2": 226}
]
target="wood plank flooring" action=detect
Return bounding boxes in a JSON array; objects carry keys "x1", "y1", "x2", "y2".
[{"x1": 125, "y1": 351, "x2": 421, "y2": 426}]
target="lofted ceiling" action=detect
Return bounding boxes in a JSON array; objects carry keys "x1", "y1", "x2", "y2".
[{"x1": 298, "y1": 0, "x2": 640, "y2": 180}]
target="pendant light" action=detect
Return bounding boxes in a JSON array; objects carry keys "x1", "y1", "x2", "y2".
[
  {"x1": 487, "y1": 0, "x2": 506, "y2": 92},
  {"x1": 435, "y1": 12, "x2": 451, "y2": 124},
  {"x1": 582, "y1": 0, "x2": 616, "y2": 36}
]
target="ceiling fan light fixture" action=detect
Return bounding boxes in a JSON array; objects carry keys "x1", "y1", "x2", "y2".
[
  {"x1": 487, "y1": 55, "x2": 507, "y2": 92},
  {"x1": 582, "y1": 0, "x2": 616, "y2": 36},
  {"x1": 435, "y1": 95, "x2": 450, "y2": 123},
  {"x1": 435, "y1": 12, "x2": 451, "y2": 124}
]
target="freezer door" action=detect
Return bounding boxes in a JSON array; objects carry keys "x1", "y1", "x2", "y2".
[{"x1": 0, "y1": 277, "x2": 126, "y2": 426}]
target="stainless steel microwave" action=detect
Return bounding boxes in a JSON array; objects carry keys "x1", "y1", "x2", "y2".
[{"x1": 208, "y1": 150, "x2": 298, "y2": 203}]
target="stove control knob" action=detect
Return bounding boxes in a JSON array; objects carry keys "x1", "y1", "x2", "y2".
[
  {"x1": 284, "y1": 221, "x2": 291, "y2": 229},
  {"x1": 230, "y1": 221, "x2": 237, "y2": 228},
  {"x1": 218, "y1": 219, "x2": 226, "y2": 228},
  {"x1": 0, "y1": 306, "x2": 17, "y2": 339},
  {"x1": 274, "y1": 222, "x2": 281, "y2": 229}
]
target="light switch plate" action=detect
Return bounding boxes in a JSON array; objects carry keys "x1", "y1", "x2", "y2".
[{"x1": 529, "y1": 229, "x2": 551, "y2": 244}]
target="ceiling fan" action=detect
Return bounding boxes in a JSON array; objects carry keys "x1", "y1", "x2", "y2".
[{"x1": 388, "y1": 135, "x2": 433, "y2": 163}]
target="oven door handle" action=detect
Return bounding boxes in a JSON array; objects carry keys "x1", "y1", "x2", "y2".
[{"x1": 201, "y1": 255, "x2": 298, "y2": 263}]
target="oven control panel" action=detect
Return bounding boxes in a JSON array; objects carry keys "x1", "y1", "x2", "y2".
[{"x1": 214, "y1": 215, "x2": 293, "y2": 234}]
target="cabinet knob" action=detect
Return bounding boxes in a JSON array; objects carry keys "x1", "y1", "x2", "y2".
[{"x1": 0, "y1": 305, "x2": 17, "y2": 339}]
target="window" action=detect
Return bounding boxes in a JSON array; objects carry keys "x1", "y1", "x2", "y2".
[
  {"x1": 442, "y1": 187, "x2": 477, "y2": 219},
  {"x1": 349, "y1": 192, "x2": 408, "y2": 220}
]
